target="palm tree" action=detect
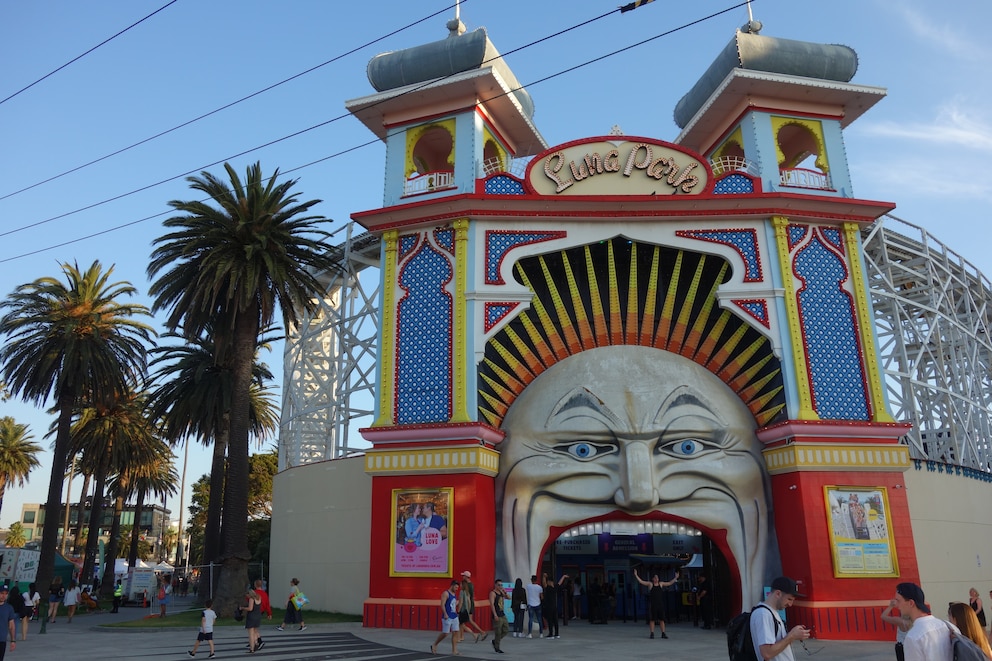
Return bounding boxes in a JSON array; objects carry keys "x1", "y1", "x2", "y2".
[
  {"x1": 0, "y1": 416, "x2": 42, "y2": 520},
  {"x1": 148, "y1": 162, "x2": 337, "y2": 613},
  {"x1": 5, "y1": 521, "x2": 27, "y2": 547},
  {"x1": 69, "y1": 390, "x2": 163, "y2": 588},
  {"x1": 0, "y1": 261, "x2": 152, "y2": 632},
  {"x1": 147, "y1": 326, "x2": 279, "y2": 600},
  {"x1": 104, "y1": 439, "x2": 177, "y2": 596}
]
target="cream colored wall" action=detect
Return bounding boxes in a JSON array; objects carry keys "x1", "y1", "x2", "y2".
[
  {"x1": 906, "y1": 467, "x2": 992, "y2": 614},
  {"x1": 269, "y1": 455, "x2": 371, "y2": 616}
]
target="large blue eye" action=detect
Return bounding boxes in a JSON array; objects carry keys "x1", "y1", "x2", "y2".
[
  {"x1": 553, "y1": 441, "x2": 616, "y2": 461},
  {"x1": 661, "y1": 438, "x2": 713, "y2": 457}
]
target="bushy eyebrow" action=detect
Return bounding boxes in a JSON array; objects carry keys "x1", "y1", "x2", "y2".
[{"x1": 546, "y1": 387, "x2": 624, "y2": 428}]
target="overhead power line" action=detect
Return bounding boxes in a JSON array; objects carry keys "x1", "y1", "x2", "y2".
[
  {"x1": 0, "y1": 0, "x2": 180, "y2": 107},
  {"x1": 0, "y1": 2, "x2": 749, "y2": 263},
  {"x1": 0, "y1": 2, "x2": 460, "y2": 202}
]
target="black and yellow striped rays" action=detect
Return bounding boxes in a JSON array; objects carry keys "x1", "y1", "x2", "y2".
[{"x1": 479, "y1": 237, "x2": 785, "y2": 428}]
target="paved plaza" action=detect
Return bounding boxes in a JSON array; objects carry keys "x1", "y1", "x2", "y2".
[{"x1": 10, "y1": 594, "x2": 900, "y2": 660}]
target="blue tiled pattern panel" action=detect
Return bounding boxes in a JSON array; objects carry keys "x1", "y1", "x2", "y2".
[
  {"x1": 676, "y1": 229, "x2": 763, "y2": 282},
  {"x1": 794, "y1": 235, "x2": 869, "y2": 420},
  {"x1": 434, "y1": 228, "x2": 454, "y2": 252},
  {"x1": 399, "y1": 234, "x2": 420, "y2": 260},
  {"x1": 485, "y1": 175, "x2": 526, "y2": 195},
  {"x1": 395, "y1": 243, "x2": 453, "y2": 424},
  {"x1": 732, "y1": 299, "x2": 770, "y2": 327},
  {"x1": 485, "y1": 230, "x2": 567, "y2": 284},
  {"x1": 484, "y1": 302, "x2": 519, "y2": 333},
  {"x1": 713, "y1": 173, "x2": 754, "y2": 194}
]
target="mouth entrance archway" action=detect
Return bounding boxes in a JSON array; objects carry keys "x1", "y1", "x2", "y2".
[{"x1": 530, "y1": 518, "x2": 738, "y2": 628}]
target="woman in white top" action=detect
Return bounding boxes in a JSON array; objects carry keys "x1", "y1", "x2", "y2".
[{"x1": 63, "y1": 580, "x2": 81, "y2": 623}]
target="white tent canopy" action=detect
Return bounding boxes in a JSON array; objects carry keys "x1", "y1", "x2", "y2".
[{"x1": 154, "y1": 561, "x2": 174, "y2": 573}]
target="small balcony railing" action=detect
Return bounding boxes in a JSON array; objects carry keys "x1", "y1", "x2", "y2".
[
  {"x1": 779, "y1": 167, "x2": 832, "y2": 190},
  {"x1": 404, "y1": 171, "x2": 455, "y2": 196},
  {"x1": 709, "y1": 156, "x2": 760, "y2": 177}
]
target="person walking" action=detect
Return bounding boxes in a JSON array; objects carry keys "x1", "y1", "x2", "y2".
[
  {"x1": 186, "y1": 598, "x2": 217, "y2": 658},
  {"x1": 25, "y1": 583, "x2": 40, "y2": 624},
  {"x1": 969, "y1": 588, "x2": 987, "y2": 629},
  {"x1": 459, "y1": 571, "x2": 487, "y2": 642},
  {"x1": 750, "y1": 576, "x2": 811, "y2": 661},
  {"x1": 948, "y1": 601, "x2": 992, "y2": 659},
  {"x1": 430, "y1": 580, "x2": 460, "y2": 656},
  {"x1": 571, "y1": 579, "x2": 582, "y2": 621},
  {"x1": 63, "y1": 580, "x2": 81, "y2": 623},
  {"x1": 524, "y1": 574, "x2": 543, "y2": 638},
  {"x1": 112, "y1": 580, "x2": 123, "y2": 613},
  {"x1": 241, "y1": 588, "x2": 262, "y2": 653},
  {"x1": 47, "y1": 576, "x2": 64, "y2": 623},
  {"x1": 510, "y1": 578, "x2": 526, "y2": 638},
  {"x1": 0, "y1": 585, "x2": 17, "y2": 660},
  {"x1": 6, "y1": 587, "x2": 27, "y2": 643},
  {"x1": 880, "y1": 597, "x2": 912, "y2": 661},
  {"x1": 542, "y1": 574, "x2": 561, "y2": 639},
  {"x1": 894, "y1": 582, "x2": 956, "y2": 661},
  {"x1": 277, "y1": 578, "x2": 307, "y2": 631},
  {"x1": 251, "y1": 579, "x2": 272, "y2": 651},
  {"x1": 633, "y1": 568, "x2": 679, "y2": 639},
  {"x1": 489, "y1": 578, "x2": 509, "y2": 653}
]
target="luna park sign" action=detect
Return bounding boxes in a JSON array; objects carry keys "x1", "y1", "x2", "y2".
[{"x1": 527, "y1": 137, "x2": 710, "y2": 196}]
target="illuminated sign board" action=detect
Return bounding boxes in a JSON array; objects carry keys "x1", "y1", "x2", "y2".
[{"x1": 527, "y1": 137, "x2": 711, "y2": 196}]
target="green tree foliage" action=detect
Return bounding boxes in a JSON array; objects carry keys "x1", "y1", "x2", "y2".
[
  {"x1": 0, "y1": 416, "x2": 42, "y2": 520},
  {"x1": 5, "y1": 521, "x2": 27, "y2": 547}
]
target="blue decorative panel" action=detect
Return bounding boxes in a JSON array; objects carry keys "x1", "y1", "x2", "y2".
[
  {"x1": 731, "y1": 298, "x2": 770, "y2": 327},
  {"x1": 399, "y1": 234, "x2": 420, "y2": 260},
  {"x1": 484, "y1": 302, "x2": 519, "y2": 333},
  {"x1": 820, "y1": 227, "x2": 843, "y2": 251},
  {"x1": 395, "y1": 243, "x2": 453, "y2": 424},
  {"x1": 794, "y1": 235, "x2": 869, "y2": 419},
  {"x1": 676, "y1": 229, "x2": 763, "y2": 282},
  {"x1": 485, "y1": 175, "x2": 526, "y2": 195},
  {"x1": 713, "y1": 173, "x2": 754, "y2": 194},
  {"x1": 788, "y1": 224, "x2": 808, "y2": 251},
  {"x1": 485, "y1": 230, "x2": 566, "y2": 284},
  {"x1": 434, "y1": 228, "x2": 454, "y2": 252}
]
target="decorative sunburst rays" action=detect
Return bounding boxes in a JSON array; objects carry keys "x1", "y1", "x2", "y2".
[{"x1": 478, "y1": 238, "x2": 785, "y2": 428}]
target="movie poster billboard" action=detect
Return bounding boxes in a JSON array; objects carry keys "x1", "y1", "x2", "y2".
[
  {"x1": 390, "y1": 487, "x2": 452, "y2": 577},
  {"x1": 824, "y1": 486, "x2": 898, "y2": 577}
]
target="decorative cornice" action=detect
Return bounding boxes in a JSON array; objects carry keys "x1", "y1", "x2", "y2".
[
  {"x1": 764, "y1": 442, "x2": 910, "y2": 474},
  {"x1": 756, "y1": 419, "x2": 912, "y2": 445},
  {"x1": 364, "y1": 445, "x2": 500, "y2": 476},
  {"x1": 360, "y1": 422, "x2": 505, "y2": 446}
]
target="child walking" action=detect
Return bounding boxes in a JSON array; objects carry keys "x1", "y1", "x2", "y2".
[{"x1": 187, "y1": 599, "x2": 217, "y2": 658}]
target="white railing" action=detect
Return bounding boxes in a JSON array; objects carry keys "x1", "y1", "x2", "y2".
[
  {"x1": 779, "y1": 167, "x2": 832, "y2": 190},
  {"x1": 404, "y1": 171, "x2": 455, "y2": 196},
  {"x1": 709, "y1": 155, "x2": 760, "y2": 177}
]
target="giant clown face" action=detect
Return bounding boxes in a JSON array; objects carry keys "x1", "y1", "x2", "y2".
[{"x1": 494, "y1": 345, "x2": 779, "y2": 604}]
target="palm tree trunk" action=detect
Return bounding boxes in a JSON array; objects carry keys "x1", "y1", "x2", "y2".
[
  {"x1": 128, "y1": 490, "x2": 146, "y2": 567},
  {"x1": 100, "y1": 495, "x2": 125, "y2": 598},
  {"x1": 80, "y1": 450, "x2": 111, "y2": 591},
  {"x1": 198, "y1": 420, "x2": 228, "y2": 601},
  {"x1": 36, "y1": 392, "x2": 75, "y2": 635},
  {"x1": 214, "y1": 314, "x2": 257, "y2": 617},
  {"x1": 72, "y1": 473, "x2": 92, "y2": 554}
]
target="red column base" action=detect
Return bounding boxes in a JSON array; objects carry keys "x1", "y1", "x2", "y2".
[
  {"x1": 363, "y1": 599, "x2": 493, "y2": 631},
  {"x1": 790, "y1": 604, "x2": 893, "y2": 641}
]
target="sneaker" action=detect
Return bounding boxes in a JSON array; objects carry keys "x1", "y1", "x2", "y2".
[
  {"x1": 539, "y1": 633, "x2": 544, "y2": 638},
  {"x1": 208, "y1": 655, "x2": 215, "y2": 659},
  {"x1": 299, "y1": 625, "x2": 307, "y2": 631},
  {"x1": 661, "y1": 632, "x2": 669, "y2": 639},
  {"x1": 257, "y1": 640, "x2": 265, "y2": 650},
  {"x1": 527, "y1": 634, "x2": 533, "y2": 639},
  {"x1": 492, "y1": 640, "x2": 499, "y2": 653},
  {"x1": 276, "y1": 626, "x2": 284, "y2": 631},
  {"x1": 187, "y1": 653, "x2": 195, "y2": 658},
  {"x1": 555, "y1": 636, "x2": 561, "y2": 639}
]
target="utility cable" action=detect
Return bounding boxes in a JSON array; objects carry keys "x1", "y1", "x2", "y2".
[
  {"x1": 0, "y1": 2, "x2": 748, "y2": 263},
  {"x1": 0, "y1": 0, "x2": 180, "y2": 107},
  {"x1": 0, "y1": 1, "x2": 460, "y2": 202}
]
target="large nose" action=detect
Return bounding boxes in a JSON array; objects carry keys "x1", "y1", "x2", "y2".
[{"x1": 614, "y1": 441, "x2": 658, "y2": 510}]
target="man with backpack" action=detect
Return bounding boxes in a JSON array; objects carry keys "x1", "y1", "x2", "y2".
[{"x1": 748, "y1": 576, "x2": 811, "y2": 661}]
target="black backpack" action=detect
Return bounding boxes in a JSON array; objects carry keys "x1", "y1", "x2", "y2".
[{"x1": 727, "y1": 604, "x2": 776, "y2": 661}]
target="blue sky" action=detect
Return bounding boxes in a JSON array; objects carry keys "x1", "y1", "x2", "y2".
[{"x1": 2, "y1": 0, "x2": 990, "y2": 529}]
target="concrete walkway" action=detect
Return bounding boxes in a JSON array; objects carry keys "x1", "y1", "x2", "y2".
[{"x1": 10, "y1": 595, "x2": 900, "y2": 660}]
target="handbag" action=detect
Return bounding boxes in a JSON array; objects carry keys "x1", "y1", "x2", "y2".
[
  {"x1": 234, "y1": 607, "x2": 244, "y2": 621},
  {"x1": 292, "y1": 592, "x2": 309, "y2": 609}
]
